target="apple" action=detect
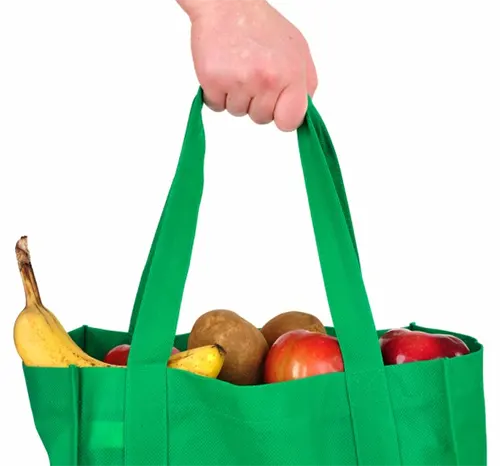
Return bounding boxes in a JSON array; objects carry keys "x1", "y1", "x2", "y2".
[
  {"x1": 380, "y1": 328, "x2": 470, "y2": 365},
  {"x1": 264, "y1": 329, "x2": 344, "y2": 383},
  {"x1": 103, "y1": 344, "x2": 180, "y2": 366},
  {"x1": 103, "y1": 344, "x2": 130, "y2": 366}
]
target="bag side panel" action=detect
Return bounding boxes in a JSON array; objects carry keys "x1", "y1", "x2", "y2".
[
  {"x1": 444, "y1": 349, "x2": 487, "y2": 465},
  {"x1": 386, "y1": 349, "x2": 486, "y2": 465},
  {"x1": 78, "y1": 367, "x2": 127, "y2": 465},
  {"x1": 23, "y1": 365, "x2": 80, "y2": 466}
]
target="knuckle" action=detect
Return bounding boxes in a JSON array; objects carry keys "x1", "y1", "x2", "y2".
[
  {"x1": 197, "y1": 61, "x2": 225, "y2": 89},
  {"x1": 255, "y1": 67, "x2": 281, "y2": 90},
  {"x1": 234, "y1": 68, "x2": 251, "y2": 88}
]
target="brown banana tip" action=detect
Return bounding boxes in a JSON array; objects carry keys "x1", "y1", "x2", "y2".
[
  {"x1": 15, "y1": 236, "x2": 31, "y2": 267},
  {"x1": 215, "y1": 343, "x2": 226, "y2": 355}
]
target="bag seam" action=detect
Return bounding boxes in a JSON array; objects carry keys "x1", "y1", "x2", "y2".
[{"x1": 443, "y1": 358, "x2": 460, "y2": 465}]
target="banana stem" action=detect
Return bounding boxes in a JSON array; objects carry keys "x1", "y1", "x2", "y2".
[{"x1": 15, "y1": 236, "x2": 43, "y2": 307}]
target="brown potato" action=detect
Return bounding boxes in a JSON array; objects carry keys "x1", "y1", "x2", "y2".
[
  {"x1": 187, "y1": 309, "x2": 269, "y2": 386},
  {"x1": 261, "y1": 310, "x2": 327, "y2": 347}
]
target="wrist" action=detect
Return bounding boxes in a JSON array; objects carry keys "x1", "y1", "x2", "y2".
[{"x1": 177, "y1": 0, "x2": 268, "y2": 21}]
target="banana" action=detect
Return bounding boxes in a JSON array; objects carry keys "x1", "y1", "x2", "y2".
[
  {"x1": 14, "y1": 236, "x2": 226, "y2": 379},
  {"x1": 14, "y1": 236, "x2": 113, "y2": 368},
  {"x1": 168, "y1": 344, "x2": 226, "y2": 378}
]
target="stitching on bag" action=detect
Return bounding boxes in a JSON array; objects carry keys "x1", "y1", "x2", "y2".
[
  {"x1": 443, "y1": 359, "x2": 460, "y2": 466},
  {"x1": 70, "y1": 365, "x2": 80, "y2": 465}
]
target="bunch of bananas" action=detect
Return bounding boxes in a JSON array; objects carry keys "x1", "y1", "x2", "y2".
[{"x1": 13, "y1": 236, "x2": 225, "y2": 378}]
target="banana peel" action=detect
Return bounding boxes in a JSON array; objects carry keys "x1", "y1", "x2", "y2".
[{"x1": 13, "y1": 236, "x2": 226, "y2": 379}]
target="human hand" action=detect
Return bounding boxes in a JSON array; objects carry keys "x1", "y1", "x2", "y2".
[{"x1": 178, "y1": 0, "x2": 318, "y2": 132}]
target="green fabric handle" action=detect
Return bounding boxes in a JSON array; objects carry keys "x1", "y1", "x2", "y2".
[
  {"x1": 127, "y1": 97, "x2": 360, "y2": 338},
  {"x1": 127, "y1": 88, "x2": 375, "y2": 370},
  {"x1": 124, "y1": 88, "x2": 401, "y2": 465}
]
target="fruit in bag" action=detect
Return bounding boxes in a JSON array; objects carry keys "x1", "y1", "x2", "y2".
[
  {"x1": 379, "y1": 328, "x2": 470, "y2": 365},
  {"x1": 260, "y1": 310, "x2": 326, "y2": 347},
  {"x1": 188, "y1": 309, "x2": 269, "y2": 385},
  {"x1": 264, "y1": 329, "x2": 344, "y2": 383}
]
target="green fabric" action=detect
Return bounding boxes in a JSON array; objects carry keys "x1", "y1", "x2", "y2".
[{"x1": 22, "y1": 88, "x2": 487, "y2": 465}]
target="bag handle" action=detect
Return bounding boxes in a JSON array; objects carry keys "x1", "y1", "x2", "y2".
[
  {"x1": 126, "y1": 99, "x2": 361, "y2": 339},
  {"x1": 126, "y1": 88, "x2": 376, "y2": 369},
  {"x1": 123, "y1": 88, "x2": 401, "y2": 465}
]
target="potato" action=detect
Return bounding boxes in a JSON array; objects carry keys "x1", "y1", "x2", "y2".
[
  {"x1": 187, "y1": 309, "x2": 269, "y2": 385},
  {"x1": 261, "y1": 311, "x2": 326, "y2": 347}
]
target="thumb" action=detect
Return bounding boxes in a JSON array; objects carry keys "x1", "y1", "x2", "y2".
[
  {"x1": 306, "y1": 54, "x2": 319, "y2": 97},
  {"x1": 274, "y1": 83, "x2": 308, "y2": 132}
]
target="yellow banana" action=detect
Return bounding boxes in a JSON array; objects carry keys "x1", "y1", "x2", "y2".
[
  {"x1": 168, "y1": 344, "x2": 226, "y2": 378},
  {"x1": 14, "y1": 236, "x2": 113, "y2": 368},
  {"x1": 14, "y1": 236, "x2": 227, "y2": 378}
]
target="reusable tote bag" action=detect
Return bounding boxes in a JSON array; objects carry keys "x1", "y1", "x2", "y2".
[{"x1": 22, "y1": 88, "x2": 487, "y2": 465}]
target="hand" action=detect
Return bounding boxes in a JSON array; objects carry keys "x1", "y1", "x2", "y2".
[{"x1": 178, "y1": 0, "x2": 318, "y2": 132}]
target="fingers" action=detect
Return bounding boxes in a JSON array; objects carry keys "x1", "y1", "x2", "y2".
[
  {"x1": 248, "y1": 92, "x2": 279, "y2": 125},
  {"x1": 203, "y1": 88, "x2": 226, "y2": 112},
  {"x1": 200, "y1": 61, "x2": 315, "y2": 132},
  {"x1": 203, "y1": 81, "x2": 309, "y2": 132},
  {"x1": 225, "y1": 92, "x2": 252, "y2": 117}
]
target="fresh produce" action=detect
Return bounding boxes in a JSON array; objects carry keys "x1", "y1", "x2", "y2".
[
  {"x1": 380, "y1": 328, "x2": 470, "y2": 365},
  {"x1": 103, "y1": 344, "x2": 131, "y2": 366},
  {"x1": 104, "y1": 342, "x2": 225, "y2": 377},
  {"x1": 167, "y1": 344, "x2": 226, "y2": 378},
  {"x1": 264, "y1": 329, "x2": 344, "y2": 383},
  {"x1": 13, "y1": 236, "x2": 225, "y2": 379},
  {"x1": 14, "y1": 235, "x2": 472, "y2": 382},
  {"x1": 13, "y1": 236, "x2": 114, "y2": 368},
  {"x1": 260, "y1": 310, "x2": 326, "y2": 347},
  {"x1": 188, "y1": 309, "x2": 269, "y2": 385},
  {"x1": 104, "y1": 344, "x2": 179, "y2": 366}
]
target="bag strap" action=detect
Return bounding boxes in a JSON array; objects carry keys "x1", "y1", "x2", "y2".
[
  {"x1": 123, "y1": 88, "x2": 401, "y2": 465},
  {"x1": 127, "y1": 98, "x2": 359, "y2": 337}
]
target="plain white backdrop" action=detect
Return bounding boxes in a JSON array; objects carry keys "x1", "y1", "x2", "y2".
[{"x1": 1, "y1": 1, "x2": 499, "y2": 464}]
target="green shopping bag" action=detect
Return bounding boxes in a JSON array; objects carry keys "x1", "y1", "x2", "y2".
[{"x1": 22, "y1": 88, "x2": 487, "y2": 465}]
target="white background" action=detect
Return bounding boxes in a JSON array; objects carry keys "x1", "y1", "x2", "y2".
[{"x1": 1, "y1": 1, "x2": 499, "y2": 464}]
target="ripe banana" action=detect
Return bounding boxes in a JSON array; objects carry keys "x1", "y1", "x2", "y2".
[
  {"x1": 168, "y1": 344, "x2": 226, "y2": 378},
  {"x1": 14, "y1": 236, "x2": 113, "y2": 368},
  {"x1": 14, "y1": 236, "x2": 226, "y2": 379}
]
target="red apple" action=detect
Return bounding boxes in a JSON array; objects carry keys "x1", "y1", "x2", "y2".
[
  {"x1": 103, "y1": 344, "x2": 130, "y2": 366},
  {"x1": 264, "y1": 329, "x2": 344, "y2": 383},
  {"x1": 103, "y1": 344, "x2": 180, "y2": 366},
  {"x1": 380, "y1": 328, "x2": 470, "y2": 365}
]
